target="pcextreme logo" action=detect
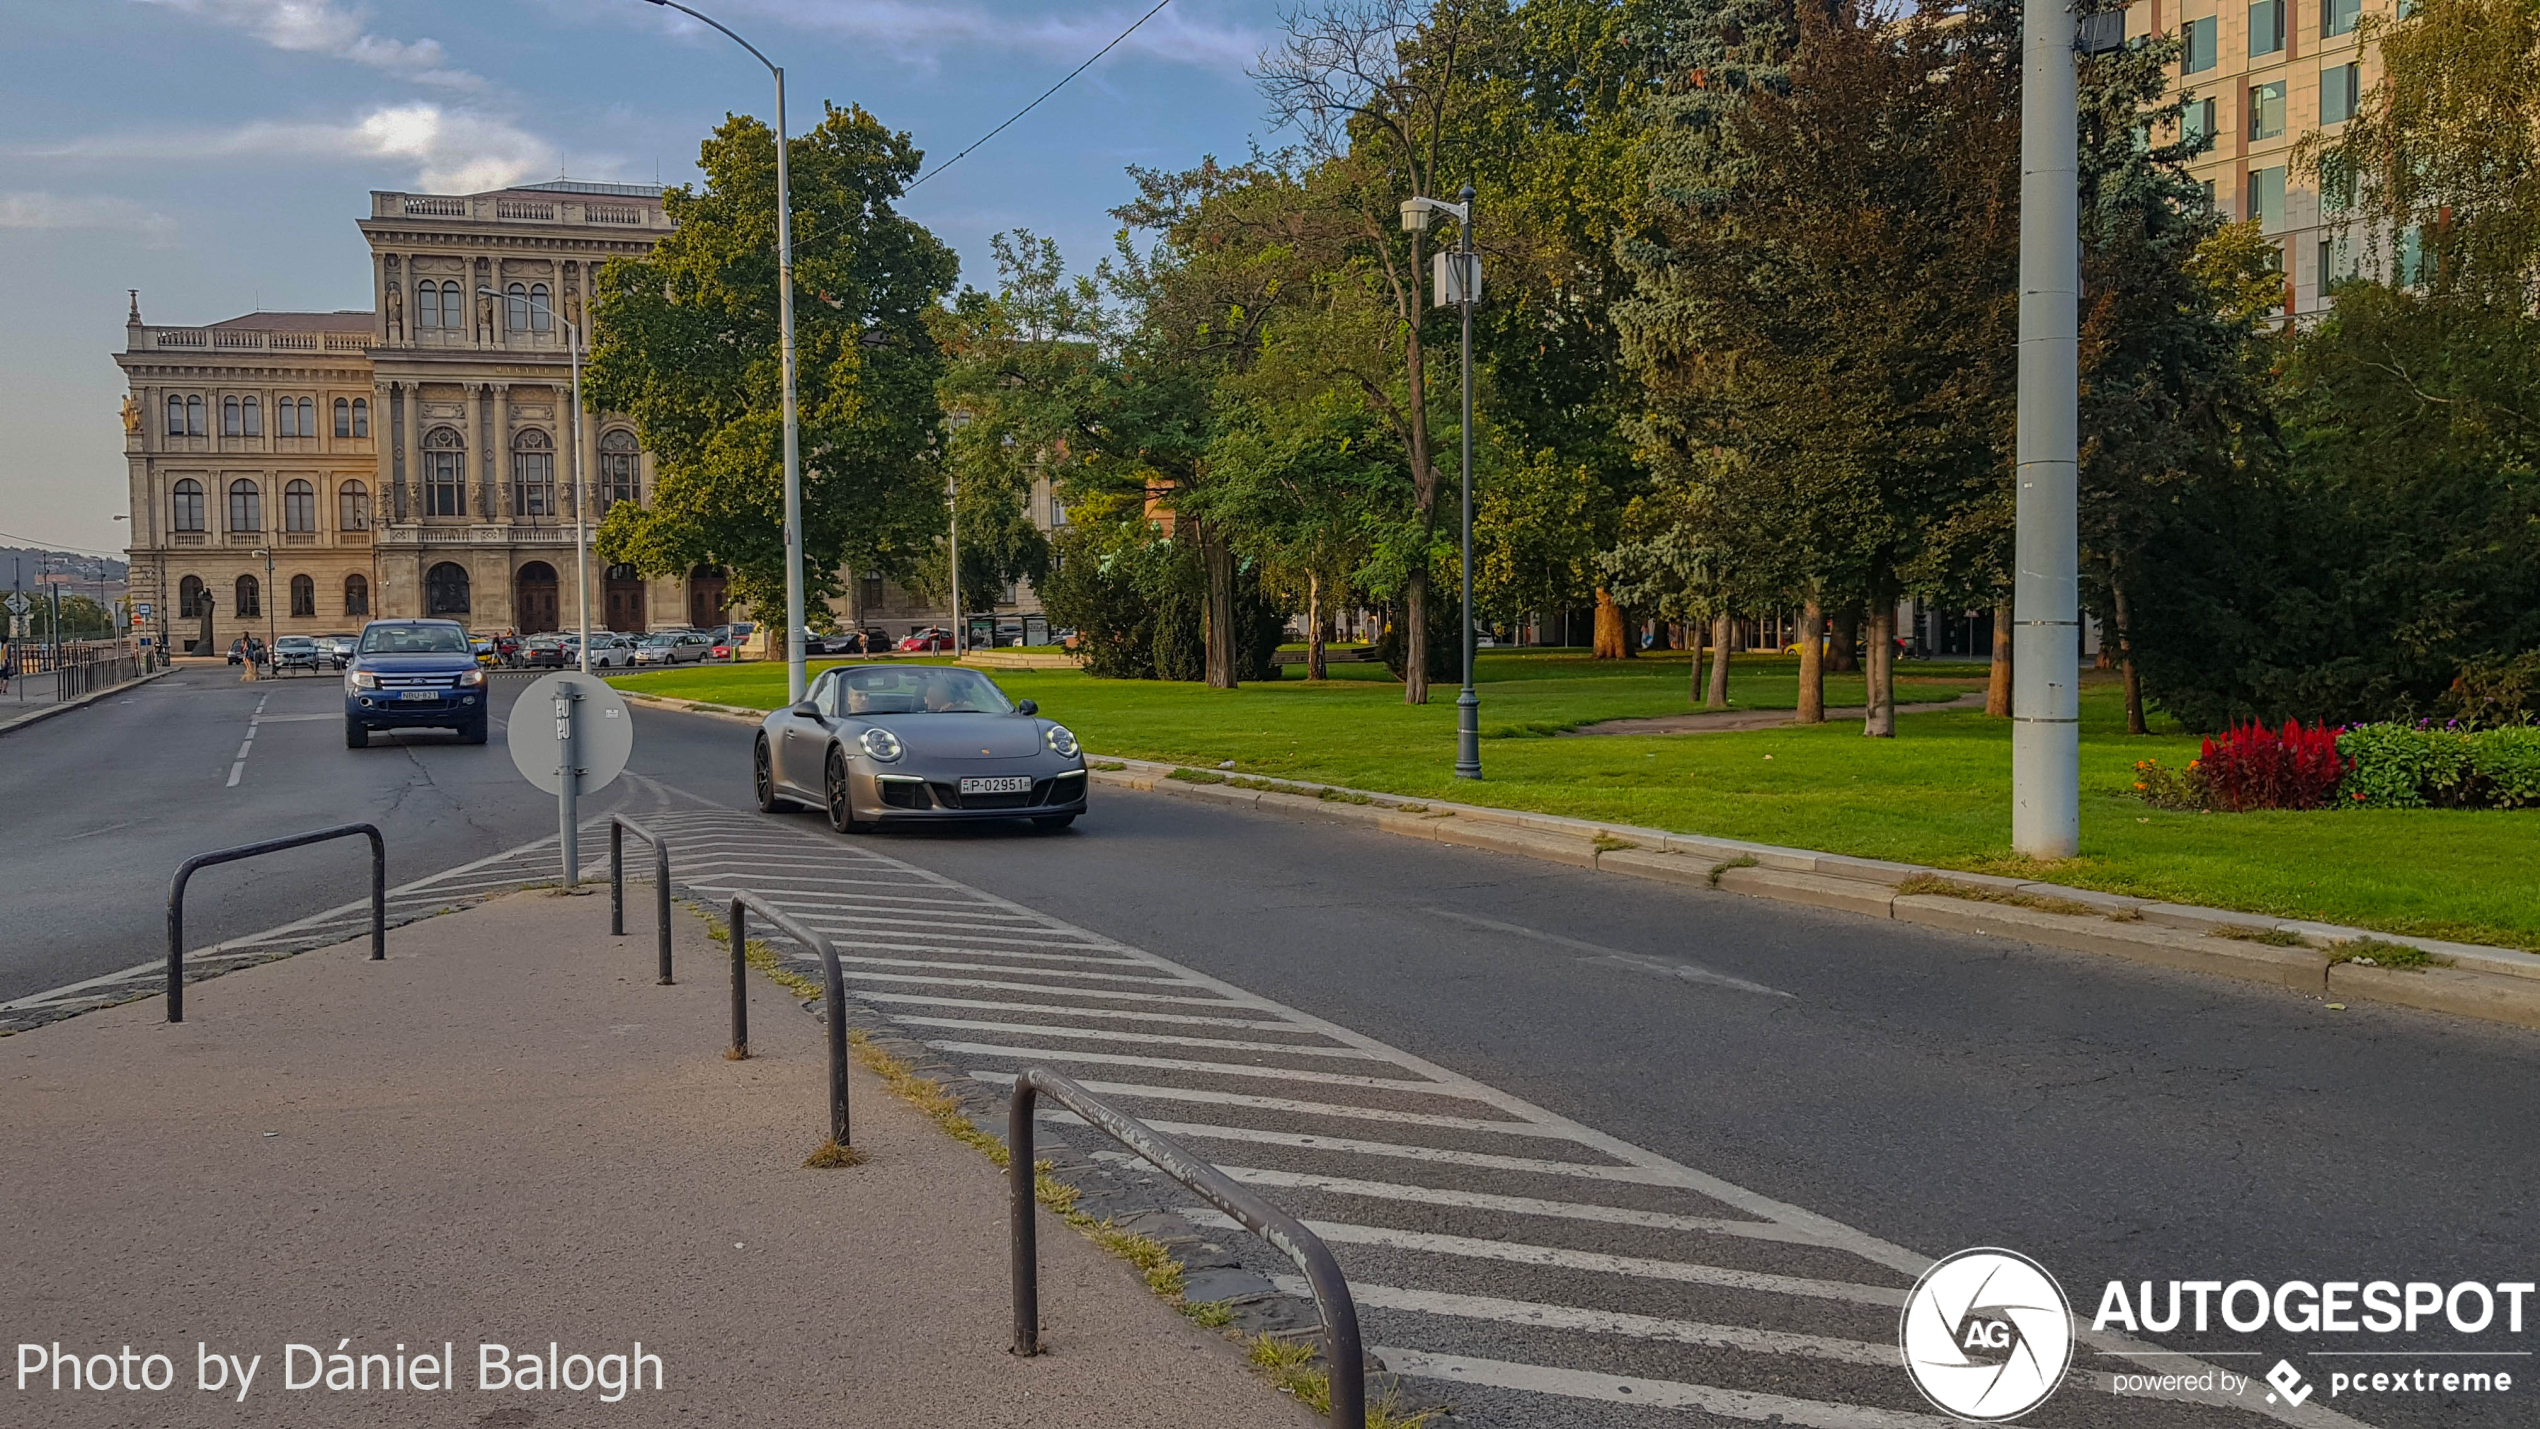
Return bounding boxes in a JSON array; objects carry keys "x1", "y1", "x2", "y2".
[{"x1": 1900, "y1": 1248, "x2": 2076, "y2": 1422}]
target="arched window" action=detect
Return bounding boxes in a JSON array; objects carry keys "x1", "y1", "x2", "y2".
[
  {"x1": 185, "y1": 394, "x2": 204, "y2": 436},
  {"x1": 276, "y1": 397, "x2": 299, "y2": 438},
  {"x1": 422, "y1": 426, "x2": 466, "y2": 517},
  {"x1": 240, "y1": 396, "x2": 261, "y2": 437},
  {"x1": 170, "y1": 478, "x2": 205, "y2": 533},
  {"x1": 305, "y1": 397, "x2": 321, "y2": 435},
  {"x1": 283, "y1": 479, "x2": 316, "y2": 532},
  {"x1": 334, "y1": 397, "x2": 352, "y2": 437},
  {"x1": 289, "y1": 573, "x2": 316, "y2": 617},
  {"x1": 339, "y1": 479, "x2": 370, "y2": 532},
  {"x1": 425, "y1": 561, "x2": 471, "y2": 616},
  {"x1": 166, "y1": 395, "x2": 185, "y2": 435},
  {"x1": 441, "y1": 281, "x2": 463, "y2": 326},
  {"x1": 177, "y1": 574, "x2": 207, "y2": 617},
  {"x1": 344, "y1": 573, "x2": 370, "y2": 616},
  {"x1": 417, "y1": 282, "x2": 441, "y2": 329},
  {"x1": 529, "y1": 283, "x2": 551, "y2": 332},
  {"x1": 235, "y1": 573, "x2": 261, "y2": 618},
  {"x1": 227, "y1": 478, "x2": 262, "y2": 532},
  {"x1": 351, "y1": 397, "x2": 369, "y2": 437},
  {"x1": 598, "y1": 429, "x2": 641, "y2": 513},
  {"x1": 222, "y1": 396, "x2": 242, "y2": 437},
  {"x1": 511, "y1": 429, "x2": 555, "y2": 517},
  {"x1": 506, "y1": 282, "x2": 530, "y2": 333}
]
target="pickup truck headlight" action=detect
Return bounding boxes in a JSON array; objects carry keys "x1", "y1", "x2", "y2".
[
  {"x1": 349, "y1": 670, "x2": 379, "y2": 690},
  {"x1": 859, "y1": 727, "x2": 904, "y2": 762},
  {"x1": 457, "y1": 667, "x2": 487, "y2": 687},
  {"x1": 1045, "y1": 724, "x2": 1080, "y2": 758}
]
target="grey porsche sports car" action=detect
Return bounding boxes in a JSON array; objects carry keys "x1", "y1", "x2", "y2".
[{"x1": 754, "y1": 663, "x2": 1087, "y2": 832}]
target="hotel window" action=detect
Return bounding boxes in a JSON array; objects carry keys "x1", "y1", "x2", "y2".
[
  {"x1": 228, "y1": 478, "x2": 262, "y2": 533},
  {"x1": 422, "y1": 426, "x2": 467, "y2": 517},
  {"x1": 2252, "y1": 81, "x2": 2287, "y2": 140},
  {"x1": 2183, "y1": 17, "x2": 2217, "y2": 74},
  {"x1": 171, "y1": 478, "x2": 205, "y2": 532},
  {"x1": 2182, "y1": 96, "x2": 2218, "y2": 150},
  {"x1": 2398, "y1": 225, "x2": 2432, "y2": 286},
  {"x1": 283, "y1": 479, "x2": 316, "y2": 532},
  {"x1": 2321, "y1": 62, "x2": 2360, "y2": 124},
  {"x1": 2249, "y1": 166, "x2": 2288, "y2": 229},
  {"x1": 289, "y1": 573, "x2": 316, "y2": 617},
  {"x1": 2249, "y1": 0, "x2": 2284, "y2": 55},
  {"x1": 2318, "y1": 235, "x2": 2358, "y2": 291},
  {"x1": 512, "y1": 429, "x2": 556, "y2": 517},
  {"x1": 339, "y1": 479, "x2": 371, "y2": 531},
  {"x1": 2325, "y1": 0, "x2": 2361, "y2": 35}
]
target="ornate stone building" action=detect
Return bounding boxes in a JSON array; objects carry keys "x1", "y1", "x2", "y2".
[{"x1": 118, "y1": 181, "x2": 717, "y2": 654}]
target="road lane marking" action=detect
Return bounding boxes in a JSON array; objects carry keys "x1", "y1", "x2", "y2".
[
  {"x1": 833, "y1": 970, "x2": 1252, "y2": 1006},
  {"x1": 926, "y1": 1041, "x2": 1495, "y2": 1095},
  {"x1": 967, "y1": 1070, "x2": 1592, "y2": 1140},
  {"x1": 1069, "y1": 1118, "x2": 1667, "y2": 1183},
  {"x1": 891, "y1": 1016, "x2": 1390, "y2": 1059},
  {"x1": 1214, "y1": 1166, "x2": 1827, "y2": 1245},
  {"x1": 1425, "y1": 906, "x2": 1793, "y2": 998},
  {"x1": 863, "y1": 992, "x2": 1308, "y2": 1032},
  {"x1": 1183, "y1": 1210, "x2": 1907, "y2": 1304},
  {"x1": 226, "y1": 692, "x2": 270, "y2": 786},
  {"x1": 832, "y1": 955, "x2": 1187, "y2": 983},
  {"x1": 1374, "y1": 1349, "x2": 1949, "y2": 1429},
  {"x1": 1278, "y1": 1278, "x2": 1900, "y2": 1365}
]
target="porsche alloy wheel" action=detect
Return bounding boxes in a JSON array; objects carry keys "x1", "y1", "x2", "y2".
[
  {"x1": 754, "y1": 735, "x2": 787, "y2": 813},
  {"x1": 824, "y1": 746, "x2": 869, "y2": 834}
]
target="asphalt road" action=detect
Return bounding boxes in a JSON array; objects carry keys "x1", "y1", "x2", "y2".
[{"x1": 7, "y1": 670, "x2": 2535, "y2": 1426}]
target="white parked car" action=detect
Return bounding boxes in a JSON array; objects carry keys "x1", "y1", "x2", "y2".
[{"x1": 580, "y1": 633, "x2": 637, "y2": 669}]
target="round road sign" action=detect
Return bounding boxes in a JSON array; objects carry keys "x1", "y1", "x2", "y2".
[{"x1": 506, "y1": 671, "x2": 634, "y2": 796}]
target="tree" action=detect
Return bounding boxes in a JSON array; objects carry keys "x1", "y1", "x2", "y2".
[{"x1": 586, "y1": 104, "x2": 959, "y2": 620}]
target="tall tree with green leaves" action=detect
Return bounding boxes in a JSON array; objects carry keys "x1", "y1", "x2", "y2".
[{"x1": 585, "y1": 104, "x2": 958, "y2": 619}]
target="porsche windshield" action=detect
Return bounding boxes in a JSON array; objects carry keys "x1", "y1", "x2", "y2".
[
  {"x1": 357, "y1": 623, "x2": 470, "y2": 654},
  {"x1": 836, "y1": 666, "x2": 1013, "y2": 715}
]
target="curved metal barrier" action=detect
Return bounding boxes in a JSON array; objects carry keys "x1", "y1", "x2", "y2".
[
  {"x1": 606, "y1": 815, "x2": 673, "y2": 985},
  {"x1": 1007, "y1": 1065, "x2": 1365, "y2": 1429},
  {"x1": 725, "y1": 892, "x2": 851, "y2": 1150},
  {"x1": 166, "y1": 823, "x2": 385, "y2": 1023}
]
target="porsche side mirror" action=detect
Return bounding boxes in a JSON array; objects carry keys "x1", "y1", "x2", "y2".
[
  {"x1": 1016, "y1": 699, "x2": 1039, "y2": 716},
  {"x1": 790, "y1": 700, "x2": 823, "y2": 720}
]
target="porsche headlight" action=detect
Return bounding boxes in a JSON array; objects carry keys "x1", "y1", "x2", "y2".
[
  {"x1": 859, "y1": 727, "x2": 904, "y2": 762},
  {"x1": 349, "y1": 670, "x2": 379, "y2": 689},
  {"x1": 1045, "y1": 724, "x2": 1080, "y2": 758}
]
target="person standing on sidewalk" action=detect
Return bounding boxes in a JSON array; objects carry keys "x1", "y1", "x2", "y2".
[{"x1": 1, "y1": 641, "x2": 14, "y2": 694}]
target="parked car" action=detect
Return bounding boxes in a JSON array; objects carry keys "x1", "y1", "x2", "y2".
[
  {"x1": 754, "y1": 663, "x2": 1086, "y2": 833},
  {"x1": 578, "y1": 633, "x2": 634, "y2": 669},
  {"x1": 706, "y1": 622, "x2": 757, "y2": 661},
  {"x1": 344, "y1": 618, "x2": 490, "y2": 747},
  {"x1": 631, "y1": 630, "x2": 713, "y2": 665},
  {"x1": 898, "y1": 627, "x2": 953, "y2": 653},
  {"x1": 227, "y1": 637, "x2": 248, "y2": 666},
  {"x1": 520, "y1": 634, "x2": 574, "y2": 669},
  {"x1": 272, "y1": 635, "x2": 323, "y2": 673}
]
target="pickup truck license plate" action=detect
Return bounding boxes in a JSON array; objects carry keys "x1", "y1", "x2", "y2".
[
  {"x1": 959, "y1": 776, "x2": 1032, "y2": 795},
  {"x1": 398, "y1": 689, "x2": 437, "y2": 701}
]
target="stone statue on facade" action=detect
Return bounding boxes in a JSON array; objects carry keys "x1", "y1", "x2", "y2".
[{"x1": 384, "y1": 279, "x2": 403, "y2": 340}]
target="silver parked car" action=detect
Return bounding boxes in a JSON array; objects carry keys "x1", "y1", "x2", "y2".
[
  {"x1": 754, "y1": 664, "x2": 1086, "y2": 833},
  {"x1": 631, "y1": 630, "x2": 711, "y2": 665}
]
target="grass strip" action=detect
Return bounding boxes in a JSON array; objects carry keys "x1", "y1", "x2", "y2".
[
  {"x1": 2327, "y1": 937, "x2": 2453, "y2": 970},
  {"x1": 1894, "y1": 873, "x2": 2114, "y2": 920},
  {"x1": 2204, "y1": 925, "x2": 2313, "y2": 948}
]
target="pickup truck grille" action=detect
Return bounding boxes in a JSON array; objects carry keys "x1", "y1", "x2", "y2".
[{"x1": 373, "y1": 674, "x2": 458, "y2": 690}]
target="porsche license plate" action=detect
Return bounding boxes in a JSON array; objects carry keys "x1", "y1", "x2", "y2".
[
  {"x1": 398, "y1": 690, "x2": 438, "y2": 701},
  {"x1": 959, "y1": 776, "x2": 1032, "y2": 795}
]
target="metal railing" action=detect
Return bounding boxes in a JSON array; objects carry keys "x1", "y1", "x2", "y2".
[
  {"x1": 606, "y1": 815, "x2": 673, "y2": 985},
  {"x1": 725, "y1": 892, "x2": 850, "y2": 1149},
  {"x1": 1006, "y1": 1066, "x2": 1365, "y2": 1429},
  {"x1": 166, "y1": 823, "x2": 386, "y2": 1023}
]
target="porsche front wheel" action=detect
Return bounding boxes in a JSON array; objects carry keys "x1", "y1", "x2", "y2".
[{"x1": 825, "y1": 746, "x2": 871, "y2": 834}]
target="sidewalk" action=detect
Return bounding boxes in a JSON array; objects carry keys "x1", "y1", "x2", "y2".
[{"x1": 0, "y1": 890, "x2": 1312, "y2": 1428}]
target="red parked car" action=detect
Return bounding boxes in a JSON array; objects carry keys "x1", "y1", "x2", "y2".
[{"x1": 897, "y1": 627, "x2": 953, "y2": 653}]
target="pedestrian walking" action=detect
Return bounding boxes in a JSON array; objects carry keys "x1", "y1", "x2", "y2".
[{"x1": 1, "y1": 642, "x2": 15, "y2": 694}]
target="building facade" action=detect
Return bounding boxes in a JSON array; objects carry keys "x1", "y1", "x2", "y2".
[{"x1": 2134, "y1": 0, "x2": 2397, "y2": 317}]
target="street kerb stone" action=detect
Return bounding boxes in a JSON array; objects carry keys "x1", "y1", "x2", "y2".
[
  {"x1": 1716, "y1": 865, "x2": 1901, "y2": 919},
  {"x1": 0, "y1": 889, "x2": 1313, "y2": 1429},
  {"x1": 1893, "y1": 894, "x2": 2330, "y2": 994},
  {"x1": 2327, "y1": 961, "x2": 2540, "y2": 1029}
]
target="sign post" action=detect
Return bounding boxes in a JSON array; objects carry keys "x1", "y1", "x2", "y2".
[{"x1": 507, "y1": 672, "x2": 634, "y2": 887}]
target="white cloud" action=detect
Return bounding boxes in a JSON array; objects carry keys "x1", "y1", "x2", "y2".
[
  {"x1": 134, "y1": 0, "x2": 485, "y2": 88},
  {"x1": 676, "y1": 0, "x2": 1266, "y2": 74},
  {"x1": 0, "y1": 192, "x2": 179, "y2": 246},
  {"x1": 34, "y1": 105, "x2": 581, "y2": 195}
]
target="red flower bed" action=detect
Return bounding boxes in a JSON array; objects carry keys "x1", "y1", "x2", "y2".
[{"x1": 2199, "y1": 719, "x2": 2349, "y2": 811}]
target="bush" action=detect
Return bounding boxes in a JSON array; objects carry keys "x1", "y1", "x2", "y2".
[
  {"x1": 2131, "y1": 758, "x2": 2207, "y2": 810},
  {"x1": 2198, "y1": 720, "x2": 2348, "y2": 811},
  {"x1": 1035, "y1": 525, "x2": 1286, "y2": 682},
  {"x1": 1371, "y1": 588, "x2": 1461, "y2": 683},
  {"x1": 2439, "y1": 651, "x2": 2540, "y2": 730},
  {"x1": 2339, "y1": 723, "x2": 2540, "y2": 809}
]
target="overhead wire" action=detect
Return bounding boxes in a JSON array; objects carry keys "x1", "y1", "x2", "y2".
[{"x1": 905, "y1": 0, "x2": 1179, "y2": 191}]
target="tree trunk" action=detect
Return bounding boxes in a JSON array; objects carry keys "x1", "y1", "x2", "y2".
[
  {"x1": 1647, "y1": 619, "x2": 1672, "y2": 652},
  {"x1": 1592, "y1": 589, "x2": 1633, "y2": 659},
  {"x1": 1202, "y1": 525, "x2": 1238, "y2": 690},
  {"x1": 1985, "y1": 599, "x2": 2013, "y2": 717},
  {"x1": 1688, "y1": 631, "x2": 1705, "y2": 708},
  {"x1": 1796, "y1": 598, "x2": 1825, "y2": 724},
  {"x1": 1705, "y1": 612, "x2": 1733, "y2": 709},
  {"x1": 1863, "y1": 604, "x2": 1896, "y2": 737},
  {"x1": 2112, "y1": 576, "x2": 2146, "y2": 735},
  {"x1": 1404, "y1": 569, "x2": 1430, "y2": 705},
  {"x1": 1827, "y1": 603, "x2": 1862, "y2": 673},
  {"x1": 1306, "y1": 571, "x2": 1327, "y2": 682}
]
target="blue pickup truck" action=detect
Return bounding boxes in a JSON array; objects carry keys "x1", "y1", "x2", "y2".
[{"x1": 343, "y1": 618, "x2": 492, "y2": 748}]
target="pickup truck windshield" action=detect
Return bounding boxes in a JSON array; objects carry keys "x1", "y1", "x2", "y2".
[{"x1": 359, "y1": 624, "x2": 469, "y2": 654}]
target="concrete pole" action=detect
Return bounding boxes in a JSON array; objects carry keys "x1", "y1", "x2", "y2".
[
  {"x1": 1453, "y1": 185, "x2": 1481, "y2": 780},
  {"x1": 2014, "y1": 0, "x2": 2081, "y2": 857},
  {"x1": 774, "y1": 64, "x2": 807, "y2": 705}
]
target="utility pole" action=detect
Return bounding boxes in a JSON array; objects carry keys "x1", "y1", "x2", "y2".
[{"x1": 2013, "y1": 0, "x2": 2082, "y2": 857}]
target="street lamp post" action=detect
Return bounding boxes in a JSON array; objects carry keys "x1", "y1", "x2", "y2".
[
  {"x1": 947, "y1": 471, "x2": 961, "y2": 659},
  {"x1": 481, "y1": 288, "x2": 591, "y2": 672},
  {"x1": 250, "y1": 547, "x2": 275, "y2": 675},
  {"x1": 639, "y1": 0, "x2": 807, "y2": 705},
  {"x1": 2013, "y1": 0, "x2": 2081, "y2": 856},
  {"x1": 1401, "y1": 190, "x2": 1483, "y2": 780}
]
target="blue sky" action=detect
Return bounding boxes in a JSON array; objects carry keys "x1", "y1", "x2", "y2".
[{"x1": 0, "y1": 0, "x2": 1284, "y2": 555}]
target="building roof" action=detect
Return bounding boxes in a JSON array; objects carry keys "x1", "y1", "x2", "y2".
[
  {"x1": 205, "y1": 310, "x2": 375, "y2": 332},
  {"x1": 512, "y1": 179, "x2": 665, "y2": 198}
]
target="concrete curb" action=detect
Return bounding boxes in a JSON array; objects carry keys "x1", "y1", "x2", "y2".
[
  {"x1": 0, "y1": 665, "x2": 174, "y2": 740},
  {"x1": 1088, "y1": 757, "x2": 2540, "y2": 1033},
  {"x1": 605, "y1": 691, "x2": 2540, "y2": 1032}
]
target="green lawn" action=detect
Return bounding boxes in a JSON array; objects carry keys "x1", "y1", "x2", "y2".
[{"x1": 614, "y1": 650, "x2": 2539, "y2": 951}]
